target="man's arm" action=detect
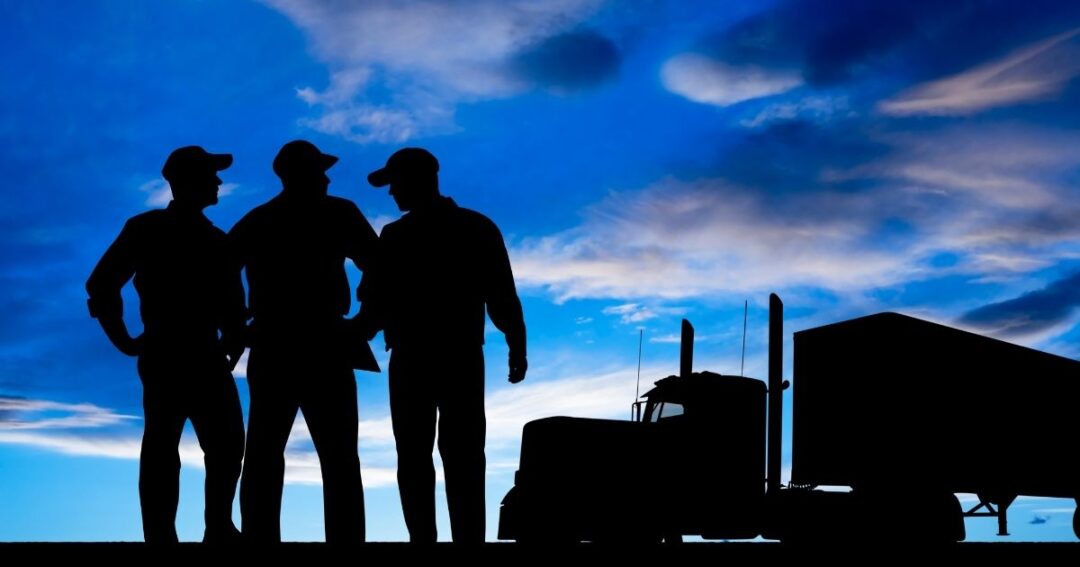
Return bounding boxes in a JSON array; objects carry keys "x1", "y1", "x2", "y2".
[
  {"x1": 86, "y1": 220, "x2": 141, "y2": 356},
  {"x1": 483, "y1": 222, "x2": 527, "y2": 383},
  {"x1": 346, "y1": 201, "x2": 383, "y2": 340},
  {"x1": 220, "y1": 231, "x2": 249, "y2": 371},
  {"x1": 344, "y1": 200, "x2": 379, "y2": 272}
]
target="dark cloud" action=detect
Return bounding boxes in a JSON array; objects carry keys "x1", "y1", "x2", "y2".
[
  {"x1": 701, "y1": 0, "x2": 1080, "y2": 86},
  {"x1": 512, "y1": 30, "x2": 621, "y2": 91},
  {"x1": 958, "y1": 272, "x2": 1080, "y2": 337},
  {"x1": 717, "y1": 118, "x2": 890, "y2": 194}
]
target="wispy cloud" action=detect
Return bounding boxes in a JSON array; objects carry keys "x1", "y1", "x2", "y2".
[
  {"x1": 139, "y1": 179, "x2": 240, "y2": 207},
  {"x1": 649, "y1": 333, "x2": 708, "y2": 344},
  {"x1": 511, "y1": 176, "x2": 910, "y2": 301},
  {"x1": 0, "y1": 397, "x2": 136, "y2": 430},
  {"x1": 513, "y1": 121, "x2": 1080, "y2": 303},
  {"x1": 0, "y1": 428, "x2": 400, "y2": 488},
  {"x1": 265, "y1": 0, "x2": 612, "y2": 142},
  {"x1": 741, "y1": 96, "x2": 851, "y2": 128},
  {"x1": 601, "y1": 303, "x2": 686, "y2": 324},
  {"x1": 880, "y1": 27, "x2": 1080, "y2": 116},
  {"x1": 661, "y1": 54, "x2": 802, "y2": 107},
  {"x1": 485, "y1": 365, "x2": 657, "y2": 450},
  {"x1": 0, "y1": 359, "x2": 660, "y2": 487}
]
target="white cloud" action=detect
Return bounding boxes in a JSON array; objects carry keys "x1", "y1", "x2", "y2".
[
  {"x1": 139, "y1": 179, "x2": 240, "y2": 207},
  {"x1": 649, "y1": 333, "x2": 707, "y2": 344},
  {"x1": 0, "y1": 362, "x2": 657, "y2": 490},
  {"x1": 511, "y1": 177, "x2": 907, "y2": 301},
  {"x1": 485, "y1": 365, "x2": 659, "y2": 450},
  {"x1": 264, "y1": 0, "x2": 604, "y2": 142},
  {"x1": 879, "y1": 27, "x2": 1080, "y2": 116},
  {"x1": 741, "y1": 95, "x2": 851, "y2": 128},
  {"x1": 0, "y1": 397, "x2": 137, "y2": 430},
  {"x1": 661, "y1": 54, "x2": 802, "y2": 107},
  {"x1": 0, "y1": 430, "x2": 192, "y2": 462},
  {"x1": 230, "y1": 349, "x2": 250, "y2": 378},
  {"x1": 299, "y1": 105, "x2": 430, "y2": 145},
  {"x1": 602, "y1": 303, "x2": 686, "y2": 324},
  {"x1": 140, "y1": 179, "x2": 171, "y2": 207},
  {"x1": 0, "y1": 428, "x2": 400, "y2": 488},
  {"x1": 512, "y1": 123, "x2": 1080, "y2": 303},
  {"x1": 219, "y1": 183, "x2": 239, "y2": 199}
]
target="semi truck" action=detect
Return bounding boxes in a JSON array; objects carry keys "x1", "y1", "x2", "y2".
[{"x1": 497, "y1": 294, "x2": 1080, "y2": 542}]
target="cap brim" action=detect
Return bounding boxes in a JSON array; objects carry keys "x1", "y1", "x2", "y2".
[
  {"x1": 210, "y1": 153, "x2": 234, "y2": 171},
  {"x1": 367, "y1": 167, "x2": 392, "y2": 187},
  {"x1": 320, "y1": 153, "x2": 339, "y2": 171}
]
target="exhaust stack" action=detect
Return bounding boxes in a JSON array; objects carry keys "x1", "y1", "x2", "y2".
[
  {"x1": 680, "y1": 319, "x2": 694, "y2": 378},
  {"x1": 767, "y1": 293, "x2": 784, "y2": 495}
]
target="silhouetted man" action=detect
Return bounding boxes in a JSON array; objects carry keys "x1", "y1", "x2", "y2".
[
  {"x1": 360, "y1": 148, "x2": 527, "y2": 543},
  {"x1": 86, "y1": 146, "x2": 246, "y2": 544},
  {"x1": 230, "y1": 140, "x2": 377, "y2": 543}
]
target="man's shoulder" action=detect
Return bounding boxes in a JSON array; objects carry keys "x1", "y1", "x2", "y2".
[
  {"x1": 129, "y1": 208, "x2": 167, "y2": 223},
  {"x1": 325, "y1": 195, "x2": 368, "y2": 223},
  {"x1": 452, "y1": 206, "x2": 501, "y2": 237},
  {"x1": 122, "y1": 208, "x2": 168, "y2": 232},
  {"x1": 454, "y1": 206, "x2": 495, "y2": 225},
  {"x1": 326, "y1": 195, "x2": 360, "y2": 210},
  {"x1": 231, "y1": 199, "x2": 277, "y2": 232}
]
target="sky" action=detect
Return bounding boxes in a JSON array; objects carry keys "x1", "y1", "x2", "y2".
[{"x1": 2, "y1": 0, "x2": 1079, "y2": 542}]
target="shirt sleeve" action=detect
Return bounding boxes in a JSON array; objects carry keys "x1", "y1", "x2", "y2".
[
  {"x1": 483, "y1": 221, "x2": 526, "y2": 354},
  {"x1": 356, "y1": 226, "x2": 387, "y2": 337},
  {"x1": 344, "y1": 200, "x2": 379, "y2": 272},
  {"x1": 86, "y1": 219, "x2": 138, "y2": 320}
]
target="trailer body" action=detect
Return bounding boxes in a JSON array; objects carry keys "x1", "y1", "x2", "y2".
[{"x1": 793, "y1": 312, "x2": 1080, "y2": 499}]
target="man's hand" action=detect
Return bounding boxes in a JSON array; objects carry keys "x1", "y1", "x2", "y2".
[
  {"x1": 350, "y1": 313, "x2": 379, "y2": 342},
  {"x1": 223, "y1": 341, "x2": 245, "y2": 372},
  {"x1": 221, "y1": 327, "x2": 248, "y2": 372},
  {"x1": 508, "y1": 350, "x2": 527, "y2": 384},
  {"x1": 117, "y1": 333, "x2": 143, "y2": 357},
  {"x1": 98, "y1": 315, "x2": 142, "y2": 357}
]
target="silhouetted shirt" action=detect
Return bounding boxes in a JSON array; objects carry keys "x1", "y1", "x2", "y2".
[
  {"x1": 229, "y1": 193, "x2": 377, "y2": 332},
  {"x1": 360, "y1": 196, "x2": 524, "y2": 350},
  {"x1": 86, "y1": 201, "x2": 245, "y2": 349}
]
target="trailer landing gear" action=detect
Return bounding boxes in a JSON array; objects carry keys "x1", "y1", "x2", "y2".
[{"x1": 964, "y1": 494, "x2": 1015, "y2": 536}]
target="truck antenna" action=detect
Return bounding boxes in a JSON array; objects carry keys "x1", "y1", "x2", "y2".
[
  {"x1": 740, "y1": 300, "x2": 748, "y2": 376},
  {"x1": 634, "y1": 328, "x2": 643, "y2": 421}
]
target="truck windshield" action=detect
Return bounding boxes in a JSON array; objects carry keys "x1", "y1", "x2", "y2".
[{"x1": 649, "y1": 402, "x2": 685, "y2": 421}]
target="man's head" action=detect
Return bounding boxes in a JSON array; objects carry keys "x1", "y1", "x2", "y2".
[
  {"x1": 367, "y1": 147, "x2": 440, "y2": 212},
  {"x1": 161, "y1": 146, "x2": 232, "y2": 209},
  {"x1": 273, "y1": 140, "x2": 338, "y2": 196}
]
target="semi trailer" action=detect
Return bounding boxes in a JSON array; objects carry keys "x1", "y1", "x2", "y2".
[{"x1": 497, "y1": 294, "x2": 1080, "y2": 542}]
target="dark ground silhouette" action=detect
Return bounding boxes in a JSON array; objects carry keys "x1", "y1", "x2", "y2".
[{"x1": 3, "y1": 542, "x2": 1079, "y2": 564}]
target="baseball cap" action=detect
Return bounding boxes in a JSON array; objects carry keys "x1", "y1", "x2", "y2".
[
  {"x1": 273, "y1": 140, "x2": 339, "y2": 178},
  {"x1": 367, "y1": 147, "x2": 439, "y2": 187},
  {"x1": 161, "y1": 146, "x2": 232, "y2": 182}
]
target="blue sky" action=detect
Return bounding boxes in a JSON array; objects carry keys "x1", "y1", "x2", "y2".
[{"x1": 2, "y1": 0, "x2": 1079, "y2": 542}]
